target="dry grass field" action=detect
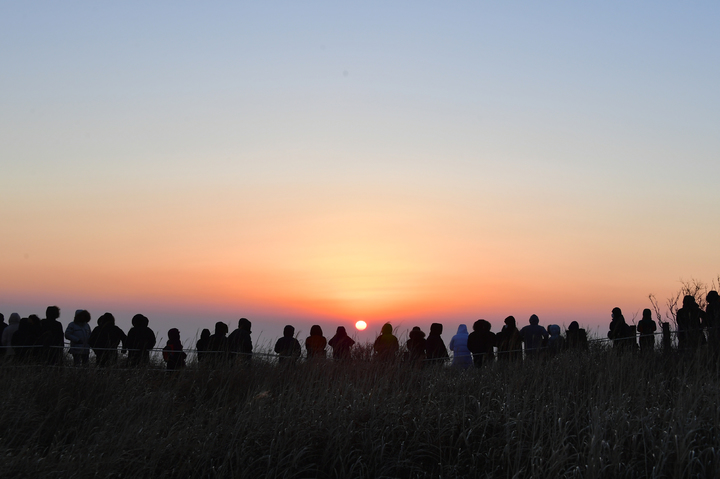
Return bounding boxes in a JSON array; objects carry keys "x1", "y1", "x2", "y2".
[{"x1": 1, "y1": 344, "x2": 719, "y2": 478}]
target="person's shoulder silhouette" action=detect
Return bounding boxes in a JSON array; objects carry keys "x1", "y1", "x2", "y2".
[
  {"x1": 207, "y1": 322, "x2": 231, "y2": 364},
  {"x1": 0, "y1": 313, "x2": 6, "y2": 358},
  {"x1": 328, "y1": 326, "x2": 355, "y2": 360},
  {"x1": 126, "y1": 314, "x2": 156, "y2": 366},
  {"x1": 162, "y1": 328, "x2": 187, "y2": 370},
  {"x1": 196, "y1": 328, "x2": 211, "y2": 363},
  {"x1": 467, "y1": 319, "x2": 495, "y2": 367},
  {"x1": 565, "y1": 321, "x2": 588, "y2": 351},
  {"x1": 228, "y1": 318, "x2": 253, "y2": 365},
  {"x1": 406, "y1": 326, "x2": 427, "y2": 362},
  {"x1": 275, "y1": 325, "x2": 301, "y2": 364},
  {"x1": 12, "y1": 315, "x2": 41, "y2": 362},
  {"x1": 636, "y1": 309, "x2": 657, "y2": 353},
  {"x1": 89, "y1": 312, "x2": 126, "y2": 367},
  {"x1": 373, "y1": 323, "x2": 399, "y2": 361},
  {"x1": 425, "y1": 323, "x2": 449, "y2": 363},
  {"x1": 520, "y1": 314, "x2": 548, "y2": 355},
  {"x1": 39, "y1": 306, "x2": 64, "y2": 365},
  {"x1": 305, "y1": 325, "x2": 327, "y2": 360}
]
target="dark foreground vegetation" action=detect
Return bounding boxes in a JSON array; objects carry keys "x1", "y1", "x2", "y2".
[{"x1": 1, "y1": 347, "x2": 719, "y2": 478}]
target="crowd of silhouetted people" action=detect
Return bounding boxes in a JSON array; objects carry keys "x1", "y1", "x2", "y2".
[
  {"x1": 0, "y1": 308, "x2": 167, "y2": 368},
  {"x1": 2, "y1": 291, "x2": 720, "y2": 370}
]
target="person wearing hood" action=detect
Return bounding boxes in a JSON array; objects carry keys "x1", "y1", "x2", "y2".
[
  {"x1": 275, "y1": 325, "x2": 301, "y2": 364},
  {"x1": 676, "y1": 296, "x2": 706, "y2": 352},
  {"x1": 425, "y1": 323, "x2": 449, "y2": 364},
  {"x1": 565, "y1": 321, "x2": 588, "y2": 351},
  {"x1": 636, "y1": 309, "x2": 657, "y2": 353},
  {"x1": 65, "y1": 310, "x2": 92, "y2": 366},
  {"x1": 207, "y1": 322, "x2": 231, "y2": 365},
  {"x1": 406, "y1": 326, "x2": 427, "y2": 364},
  {"x1": 228, "y1": 318, "x2": 253, "y2": 365},
  {"x1": 89, "y1": 312, "x2": 127, "y2": 367},
  {"x1": 496, "y1": 316, "x2": 522, "y2": 361},
  {"x1": 546, "y1": 324, "x2": 564, "y2": 356},
  {"x1": 373, "y1": 323, "x2": 399, "y2": 362},
  {"x1": 305, "y1": 325, "x2": 327, "y2": 360},
  {"x1": 162, "y1": 328, "x2": 187, "y2": 370},
  {"x1": 467, "y1": 320, "x2": 496, "y2": 367},
  {"x1": 328, "y1": 326, "x2": 355, "y2": 360},
  {"x1": 2, "y1": 313, "x2": 22, "y2": 358},
  {"x1": 196, "y1": 328, "x2": 211, "y2": 363},
  {"x1": 40, "y1": 306, "x2": 65, "y2": 365},
  {"x1": 125, "y1": 314, "x2": 157, "y2": 366},
  {"x1": 449, "y1": 324, "x2": 472, "y2": 369}
]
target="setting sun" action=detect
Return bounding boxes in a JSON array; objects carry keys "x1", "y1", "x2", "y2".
[{"x1": 355, "y1": 321, "x2": 367, "y2": 331}]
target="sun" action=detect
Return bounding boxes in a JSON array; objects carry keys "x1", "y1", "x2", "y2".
[{"x1": 355, "y1": 320, "x2": 367, "y2": 331}]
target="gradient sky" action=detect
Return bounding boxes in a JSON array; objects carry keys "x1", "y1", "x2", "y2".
[{"x1": 2, "y1": 2, "x2": 719, "y2": 347}]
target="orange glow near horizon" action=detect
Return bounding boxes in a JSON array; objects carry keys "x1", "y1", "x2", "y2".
[
  {"x1": 2, "y1": 178, "x2": 718, "y2": 329},
  {"x1": 1, "y1": 244, "x2": 688, "y2": 328}
]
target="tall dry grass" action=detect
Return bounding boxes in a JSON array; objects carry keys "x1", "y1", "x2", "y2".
[{"x1": 1, "y1": 346, "x2": 719, "y2": 478}]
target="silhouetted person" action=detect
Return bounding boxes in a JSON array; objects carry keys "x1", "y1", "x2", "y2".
[
  {"x1": 305, "y1": 325, "x2": 327, "y2": 360},
  {"x1": 496, "y1": 316, "x2": 522, "y2": 361},
  {"x1": 39, "y1": 306, "x2": 65, "y2": 365},
  {"x1": 207, "y1": 322, "x2": 231, "y2": 365},
  {"x1": 676, "y1": 295, "x2": 706, "y2": 352},
  {"x1": 520, "y1": 314, "x2": 548, "y2": 358},
  {"x1": 125, "y1": 314, "x2": 156, "y2": 367},
  {"x1": 449, "y1": 324, "x2": 471, "y2": 369},
  {"x1": 89, "y1": 312, "x2": 127, "y2": 367},
  {"x1": 10, "y1": 316, "x2": 31, "y2": 362},
  {"x1": 705, "y1": 291, "x2": 720, "y2": 353},
  {"x1": 228, "y1": 318, "x2": 253, "y2": 365},
  {"x1": 406, "y1": 326, "x2": 427, "y2": 364},
  {"x1": 425, "y1": 323, "x2": 449, "y2": 365},
  {"x1": 328, "y1": 326, "x2": 355, "y2": 360},
  {"x1": 162, "y1": 328, "x2": 187, "y2": 370},
  {"x1": 0, "y1": 314, "x2": 6, "y2": 358},
  {"x1": 2, "y1": 313, "x2": 21, "y2": 359},
  {"x1": 467, "y1": 319, "x2": 496, "y2": 367},
  {"x1": 373, "y1": 323, "x2": 399, "y2": 362},
  {"x1": 275, "y1": 325, "x2": 301, "y2": 364},
  {"x1": 196, "y1": 328, "x2": 211, "y2": 363},
  {"x1": 12, "y1": 315, "x2": 41, "y2": 362},
  {"x1": 546, "y1": 324, "x2": 564, "y2": 356},
  {"x1": 565, "y1": 321, "x2": 588, "y2": 351},
  {"x1": 608, "y1": 307, "x2": 634, "y2": 352},
  {"x1": 65, "y1": 310, "x2": 91, "y2": 366},
  {"x1": 636, "y1": 309, "x2": 657, "y2": 353}
]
